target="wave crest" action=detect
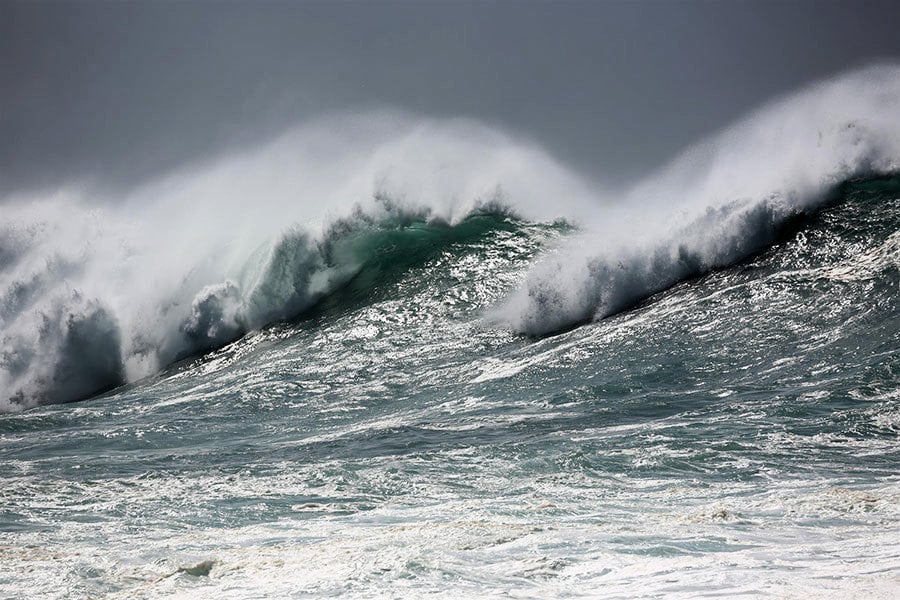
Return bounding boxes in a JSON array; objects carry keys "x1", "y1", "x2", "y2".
[{"x1": 492, "y1": 65, "x2": 900, "y2": 335}]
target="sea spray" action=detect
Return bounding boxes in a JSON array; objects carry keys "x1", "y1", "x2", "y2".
[
  {"x1": 4, "y1": 66, "x2": 900, "y2": 409},
  {"x1": 494, "y1": 65, "x2": 900, "y2": 334},
  {"x1": 0, "y1": 114, "x2": 596, "y2": 410}
]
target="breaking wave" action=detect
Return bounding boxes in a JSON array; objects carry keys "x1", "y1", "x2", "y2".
[
  {"x1": 4, "y1": 65, "x2": 900, "y2": 410},
  {"x1": 0, "y1": 114, "x2": 594, "y2": 410},
  {"x1": 493, "y1": 65, "x2": 900, "y2": 334}
]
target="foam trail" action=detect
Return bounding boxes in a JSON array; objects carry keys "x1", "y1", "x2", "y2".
[
  {"x1": 0, "y1": 113, "x2": 597, "y2": 411},
  {"x1": 494, "y1": 65, "x2": 900, "y2": 334}
]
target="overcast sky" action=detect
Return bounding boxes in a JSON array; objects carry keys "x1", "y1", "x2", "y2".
[{"x1": 3, "y1": 0, "x2": 900, "y2": 195}]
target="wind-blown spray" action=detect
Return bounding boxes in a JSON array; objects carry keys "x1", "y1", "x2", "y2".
[
  {"x1": 494, "y1": 65, "x2": 900, "y2": 334},
  {"x1": 0, "y1": 113, "x2": 595, "y2": 410},
  {"x1": 3, "y1": 66, "x2": 900, "y2": 410}
]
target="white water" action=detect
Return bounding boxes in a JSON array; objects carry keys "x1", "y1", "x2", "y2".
[
  {"x1": 496, "y1": 65, "x2": 900, "y2": 333},
  {"x1": 4, "y1": 65, "x2": 900, "y2": 410},
  {"x1": 0, "y1": 113, "x2": 597, "y2": 410}
]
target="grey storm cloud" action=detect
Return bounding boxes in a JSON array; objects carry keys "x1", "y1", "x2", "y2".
[{"x1": 2, "y1": 0, "x2": 900, "y2": 194}]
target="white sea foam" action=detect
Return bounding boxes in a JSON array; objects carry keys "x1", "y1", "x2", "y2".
[
  {"x1": 4, "y1": 65, "x2": 900, "y2": 409},
  {"x1": 494, "y1": 64, "x2": 900, "y2": 334},
  {"x1": 0, "y1": 113, "x2": 598, "y2": 410}
]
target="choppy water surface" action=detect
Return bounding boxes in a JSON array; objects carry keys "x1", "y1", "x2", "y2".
[{"x1": 1, "y1": 179, "x2": 898, "y2": 598}]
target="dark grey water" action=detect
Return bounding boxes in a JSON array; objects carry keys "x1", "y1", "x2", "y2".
[{"x1": 1, "y1": 181, "x2": 898, "y2": 599}]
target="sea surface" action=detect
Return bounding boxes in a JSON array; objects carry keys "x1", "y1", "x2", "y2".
[{"x1": 2, "y1": 68, "x2": 900, "y2": 598}]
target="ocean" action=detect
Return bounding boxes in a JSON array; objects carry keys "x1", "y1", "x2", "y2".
[{"x1": 1, "y1": 68, "x2": 898, "y2": 598}]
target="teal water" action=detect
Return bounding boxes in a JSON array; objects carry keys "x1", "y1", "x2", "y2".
[{"x1": 1, "y1": 180, "x2": 898, "y2": 598}]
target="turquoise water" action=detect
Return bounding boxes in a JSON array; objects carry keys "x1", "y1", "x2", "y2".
[{"x1": 1, "y1": 180, "x2": 898, "y2": 598}]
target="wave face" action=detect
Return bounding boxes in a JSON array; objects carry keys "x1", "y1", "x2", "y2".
[
  {"x1": 3, "y1": 65, "x2": 900, "y2": 410},
  {"x1": 494, "y1": 65, "x2": 900, "y2": 334},
  {"x1": 0, "y1": 114, "x2": 594, "y2": 411}
]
